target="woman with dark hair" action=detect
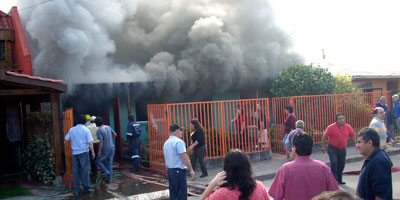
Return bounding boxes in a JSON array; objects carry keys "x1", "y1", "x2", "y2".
[
  {"x1": 200, "y1": 149, "x2": 270, "y2": 200},
  {"x1": 188, "y1": 119, "x2": 208, "y2": 178}
]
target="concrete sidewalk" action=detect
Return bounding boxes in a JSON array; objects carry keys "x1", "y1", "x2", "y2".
[{"x1": 188, "y1": 144, "x2": 400, "y2": 190}]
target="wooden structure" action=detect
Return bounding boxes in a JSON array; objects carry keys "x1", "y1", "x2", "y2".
[{"x1": 0, "y1": 69, "x2": 67, "y2": 176}]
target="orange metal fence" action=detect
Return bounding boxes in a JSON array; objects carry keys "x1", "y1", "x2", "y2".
[
  {"x1": 63, "y1": 108, "x2": 74, "y2": 175},
  {"x1": 271, "y1": 91, "x2": 391, "y2": 153},
  {"x1": 148, "y1": 99, "x2": 271, "y2": 171}
]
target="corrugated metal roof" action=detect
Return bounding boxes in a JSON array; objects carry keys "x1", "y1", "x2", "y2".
[{"x1": 0, "y1": 10, "x2": 14, "y2": 30}]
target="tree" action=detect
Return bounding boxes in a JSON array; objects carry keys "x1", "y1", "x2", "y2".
[
  {"x1": 271, "y1": 64, "x2": 335, "y2": 97},
  {"x1": 334, "y1": 73, "x2": 359, "y2": 94}
]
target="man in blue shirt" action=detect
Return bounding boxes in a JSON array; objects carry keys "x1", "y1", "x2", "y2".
[
  {"x1": 127, "y1": 114, "x2": 141, "y2": 171},
  {"x1": 356, "y1": 127, "x2": 392, "y2": 200},
  {"x1": 64, "y1": 115, "x2": 95, "y2": 196},
  {"x1": 163, "y1": 124, "x2": 195, "y2": 200},
  {"x1": 95, "y1": 117, "x2": 117, "y2": 183}
]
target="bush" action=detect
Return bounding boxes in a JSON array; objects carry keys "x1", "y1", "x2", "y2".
[
  {"x1": 22, "y1": 136, "x2": 55, "y2": 185},
  {"x1": 271, "y1": 64, "x2": 336, "y2": 97},
  {"x1": 335, "y1": 73, "x2": 359, "y2": 94}
]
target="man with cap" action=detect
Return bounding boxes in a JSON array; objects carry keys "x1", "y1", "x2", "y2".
[
  {"x1": 87, "y1": 116, "x2": 99, "y2": 176},
  {"x1": 163, "y1": 124, "x2": 195, "y2": 200}
]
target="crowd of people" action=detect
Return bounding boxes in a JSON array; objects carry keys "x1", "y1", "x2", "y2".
[
  {"x1": 64, "y1": 94, "x2": 397, "y2": 199},
  {"x1": 65, "y1": 114, "x2": 141, "y2": 196},
  {"x1": 163, "y1": 95, "x2": 396, "y2": 200}
]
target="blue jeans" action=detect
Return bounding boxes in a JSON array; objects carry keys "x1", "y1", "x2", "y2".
[
  {"x1": 327, "y1": 144, "x2": 346, "y2": 183},
  {"x1": 129, "y1": 137, "x2": 141, "y2": 171},
  {"x1": 72, "y1": 152, "x2": 91, "y2": 194},
  {"x1": 97, "y1": 148, "x2": 114, "y2": 182},
  {"x1": 282, "y1": 133, "x2": 289, "y2": 152},
  {"x1": 387, "y1": 124, "x2": 395, "y2": 142},
  {"x1": 167, "y1": 168, "x2": 187, "y2": 200}
]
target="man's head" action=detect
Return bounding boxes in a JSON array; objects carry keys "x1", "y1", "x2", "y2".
[
  {"x1": 90, "y1": 116, "x2": 96, "y2": 123},
  {"x1": 373, "y1": 107, "x2": 385, "y2": 120},
  {"x1": 169, "y1": 123, "x2": 183, "y2": 138},
  {"x1": 78, "y1": 114, "x2": 87, "y2": 125},
  {"x1": 94, "y1": 117, "x2": 104, "y2": 127},
  {"x1": 356, "y1": 127, "x2": 379, "y2": 157},
  {"x1": 295, "y1": 120, "x2": 304, "y2": 129},
  {"x1": 128, "y1": 114, "x2": 135, "y2": 122},
  {"x1": 284, "y1": 105, "x2": 293, "y2": 114},
  {"x1": 379, "y1": 96, "x2": 386, "y2": 104},
  {"x1": 292, "y1": 132, "x2": 313, "y2": 156},
  {"x1": 335, "y1": 113, "x2": 345, "y2": 126},
  {"x1": 392, "y1": 94, "x2": 399, "y2": 103}
]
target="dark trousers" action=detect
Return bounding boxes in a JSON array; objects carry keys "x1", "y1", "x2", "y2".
[
  {"x1": 90, "y1": 143, "x2": 99, "y2": 176},
  {"x1": 190, "y1": 145, "x2": 208, "y2": 176},
  {"x1": 72, "y1": 152, "x2": 91, "y2": 194},
  {"x1": 327, "y1": 144, "x2": 346, "y2": 183},
  {"x1": 129, "y1": 137, "x2": 141, "y2": 171},
  {"x1": 167, "y1": 168, "x2": 187, "y2": 200}
]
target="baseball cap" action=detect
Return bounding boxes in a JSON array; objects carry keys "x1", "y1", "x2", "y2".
[
  {"x1": 170, "y1": 124, "x2": 183, "y2": 132},
  {"x1": 90, "y1": 116, "x2": 96, "y2": 122}
]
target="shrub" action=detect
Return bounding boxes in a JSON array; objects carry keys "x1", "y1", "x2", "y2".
[{"x1": 22, "y1": 136, "x2": 55, "y2": 185}]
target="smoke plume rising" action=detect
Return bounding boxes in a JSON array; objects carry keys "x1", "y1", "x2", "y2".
[{"x1": 19, "y1": 0, "x2": 303, "y2": 102}]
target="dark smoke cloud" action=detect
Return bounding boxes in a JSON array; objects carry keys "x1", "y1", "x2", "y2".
[{"x1": 19, "y1": 0, "x2": 303, "y2": 102}]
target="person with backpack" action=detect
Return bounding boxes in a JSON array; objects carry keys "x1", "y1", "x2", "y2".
[{"x1": 127, "y1": 114, "x2": 141, "y2": 171}]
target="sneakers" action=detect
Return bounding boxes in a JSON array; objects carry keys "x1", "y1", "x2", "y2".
[{"x1": 338, "y1": 181, "x2": 346, "y2": 185}]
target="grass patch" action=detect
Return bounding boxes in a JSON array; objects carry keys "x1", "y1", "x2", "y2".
[{"x1": 0, "y1": 186, "x2": 31, "y2": 199}]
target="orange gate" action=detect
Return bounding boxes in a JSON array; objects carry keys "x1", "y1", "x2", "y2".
[
  {"x1": 271, "y1": 91, "x2": 391, "y2": 153},
  {"x1": 63, "y1": 108, "x2": 74, "y2": 175},
  {"x1": 148, "y1": 99, "x2": 271, "y2": 172}
]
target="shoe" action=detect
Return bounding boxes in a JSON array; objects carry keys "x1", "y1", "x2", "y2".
[
  {"x1": 105, "y1": 180, "x2": 112, "y2": 183},
  {"x1": 338, "y1": 181, "x2": 346, "y2": 185},
  {"x1": 200, "y1": 174, "x2": 208, "y2": 178},
  {"x1": 82, "y1": 188, "x2": 93, "y2": 195},
  {"x1": 73, "y1": 192, "x2": 80, "y2": 196}
]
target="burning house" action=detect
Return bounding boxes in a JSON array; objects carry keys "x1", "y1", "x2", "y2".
[{"x1": 14, "y1": 0, "x2": 303, "y2": 167}]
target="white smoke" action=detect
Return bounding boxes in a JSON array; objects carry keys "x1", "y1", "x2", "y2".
[{"x1": 18, "y1": 0, "x2": 303, "y2": 101}]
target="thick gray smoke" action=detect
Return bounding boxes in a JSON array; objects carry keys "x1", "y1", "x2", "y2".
[{"x1": 19, "y1": 0, "x2": 303, "y2": 102}]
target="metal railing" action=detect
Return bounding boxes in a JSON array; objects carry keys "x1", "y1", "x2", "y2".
[{"x1": 148, "y1": 99, "x2": 270, "y2": 171}]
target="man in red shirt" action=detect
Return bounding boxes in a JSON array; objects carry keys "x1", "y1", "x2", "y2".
[
  {"x1": 322, "y1": 113, "x2": 356, "y2": 185},
  {"x1": 283, "y1": 105, "x2": 296, "y2": 158}
]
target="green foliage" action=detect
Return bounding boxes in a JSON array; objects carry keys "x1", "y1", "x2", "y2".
[
  {"x1": 334, "y1": 73, "x2": 359, "y2": 94},
  {"x1": 0, "y1": 186, "x2": 31, "y2": 199},
  {"x1": 26, "y1": 111, "x2": 52, "y2": 141},
  {"x1": 22, "y1": 136, "x2": 55, "y2": 185},
  {"x1": 271, "y1": 64, "x2": 336, "y2": 97}
]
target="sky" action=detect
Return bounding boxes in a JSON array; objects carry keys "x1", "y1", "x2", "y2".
[{"x1": 1, "y1": 0, "x2": 399, "y2": 75}]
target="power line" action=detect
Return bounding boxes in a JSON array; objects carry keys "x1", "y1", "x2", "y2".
[{"x1": 12, "y1": 0, "x2": 53, "y2": 12}]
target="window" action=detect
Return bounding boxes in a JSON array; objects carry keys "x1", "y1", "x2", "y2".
[{"x1": 0, "y1": 40, "x2": 5, "y2": 60}]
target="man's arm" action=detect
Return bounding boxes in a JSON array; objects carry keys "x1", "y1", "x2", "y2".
[
  {"x1": 180, "y1": 153, "x2": 195, "y2": 177},
  {"x1": 98, "y1": 139, "x2": 103, "y2": 158},
  {"x1": 321, "y1": 136, "x2": 327, "y2": 153},
  {"x1": 89, "y1": 142, "x2": 95, "y2": 159},
  {"x1": 112, "y1": 131, "x2": 117, "y2": 138},
  {"x1": 351, "y1": 136, "x2": 356, "y2": 147}
]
